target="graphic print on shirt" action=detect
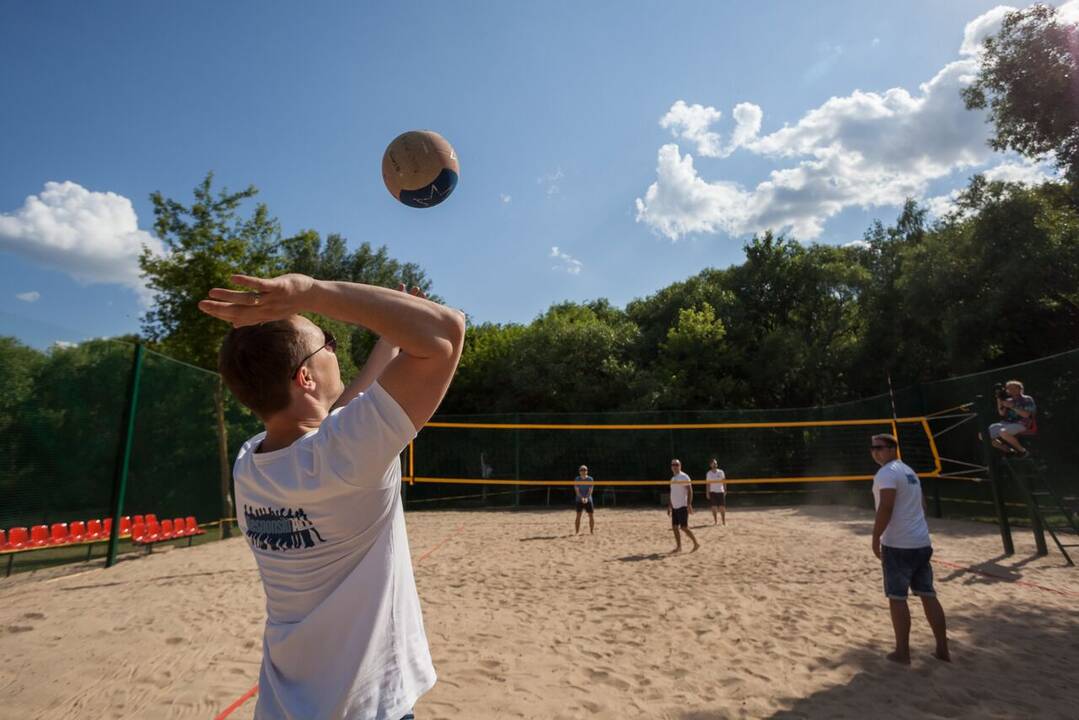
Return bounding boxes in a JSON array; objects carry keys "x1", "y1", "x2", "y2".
[{"x1": 243, "y1": 505, "x2": 326, "y2": 551}]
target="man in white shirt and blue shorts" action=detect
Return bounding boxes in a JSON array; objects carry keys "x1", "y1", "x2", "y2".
[
  {"x1": 200, "y1": 273, "x2": 465, "y2": 720},
  {"x1": 870, "y1": 433, "x2": 950, "y2": 665}
]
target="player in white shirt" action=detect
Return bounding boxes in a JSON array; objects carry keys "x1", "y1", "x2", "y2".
[
  {"x1": 705, "y1": 458, "x2": 727, "y2": 526},
  {"x1": 870, "y1": 433, "x2": 950, "y2": 665},
  {"x1": 574, "y1": 465, "x2": 595, "y2": 535},
  {"x1": 667, "y1": 459, "x2": 700, "y2": 553},
  {"x1": 200, "y1": 273, "x2": 465, "y2": 720}
]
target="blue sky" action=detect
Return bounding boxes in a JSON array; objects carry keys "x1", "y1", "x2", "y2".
[{"x1": 0, "y1": 1, "x2": 1065, "y2": 348}]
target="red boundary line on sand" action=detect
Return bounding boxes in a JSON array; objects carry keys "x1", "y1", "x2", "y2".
[
  {"x1": 937, "y1": 558, "x2": 1079, "y2": 598},
  {"x1": 213, "y1": 684, "x2": 258, "y2": 720},
  {"x1": 213, "y1": 524, "x2": 465, "y2": 719}
]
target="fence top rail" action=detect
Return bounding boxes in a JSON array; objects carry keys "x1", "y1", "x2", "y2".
[{"x1": 423, "y1": 416, "x2": 929, "y2": 431}]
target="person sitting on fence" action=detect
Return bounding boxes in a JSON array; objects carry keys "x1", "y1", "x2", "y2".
[
  {"x1": 199, "y1": 273, "x2": 465, "y2": 720},
  {"x1": 989, "y1": 380, "x2": 1036, "y2": 457}
]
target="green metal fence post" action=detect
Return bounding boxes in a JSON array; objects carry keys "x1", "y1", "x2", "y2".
[
  {"x1": 106, "y1": 343, "x2": 145, "y2": 568},
  {"x1": 514, "y1": 414, "x2": 520, "y2": 507},
  {"x1": 976, "y1": 393, "x2": 1014, "y2": 556}
]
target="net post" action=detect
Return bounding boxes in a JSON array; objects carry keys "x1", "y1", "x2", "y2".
[
  {"x1": 106, "y1": 343, "x2": 145, "y2": 568},
  {"x1": 514, "y1": 414, "x2": 520, "y2": 507},
  {"x1": 976, "y1": 393, "x2": 1014, "y2": 556},
  {"x1": 215, "y1": 378, "x2": 233, "y2": 540}
]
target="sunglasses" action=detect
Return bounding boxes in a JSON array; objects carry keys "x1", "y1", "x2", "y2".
[{"x1": 291, "y1": 329, "x2": 337, "y2": 379}]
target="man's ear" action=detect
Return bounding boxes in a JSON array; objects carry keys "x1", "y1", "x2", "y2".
[{"x1": 295, "y1": 367, "x2": 317, "y2": 392}]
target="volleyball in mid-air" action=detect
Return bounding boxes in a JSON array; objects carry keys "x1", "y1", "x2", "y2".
[{"x1": 382, "y1": 130, "x2": 459, "y2": 208}]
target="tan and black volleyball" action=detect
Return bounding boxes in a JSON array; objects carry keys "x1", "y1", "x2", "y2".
[{"x1": 381, "y1": 130, "x2": 460, "y2": 208}]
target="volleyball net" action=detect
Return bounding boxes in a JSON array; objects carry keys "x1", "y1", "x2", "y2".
[{"x1": 400, "y1": 413, "x2": 944, "y2": 507}]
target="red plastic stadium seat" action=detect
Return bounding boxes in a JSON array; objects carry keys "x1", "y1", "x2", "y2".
[
  {"x1": 8, "y1": 527, "x2": 29, "y2": 549},
  {"x1": 30, "y1": 525, "x2": 48, "y2": 547},
  {"x1": 0, "y1": 529, "x2": 5, "y2": 550},
  {"x1": 172, "y1": 518, "x2": 187, "y2": 537},
  {"x1": 48, "y1": 523, "x2": 69, "y2": 545},
  {"x1": 131, "y1": 515, "x2": 143, "y2": 526},
  {"x1": 145, "y1": 520, "x2": 161, "y2": 542},
  {"x1": 130, "y1": 521, "x2": 145, "y2": 542},
  {"x1": 119, "y1": 517, "x2": 131, "y2": 536},
  {"x1": 68, "y1": 521, "x2": 86, "y2": 543},
  {"x1": 159, "y1": 519, "x2": 174, "y2": 540},
  {"x1": 104, "y1": 518, "x2": 114, "y2": 536},
  {"x1": 185, "y1": 517, "x2": 203, "y2": 535},
  {"x1": 86, "y1": 519, "x2": 103, "y2": 540},
  {"x1": 145, "y1": 514, "x2": 158, "y2": 525}
]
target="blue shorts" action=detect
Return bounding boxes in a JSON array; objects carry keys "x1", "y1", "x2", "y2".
[{"x1": 881, "y1": 545, "x2": 936, "y2": 600}]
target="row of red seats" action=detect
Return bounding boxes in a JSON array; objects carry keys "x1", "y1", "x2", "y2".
[
  {"x1": 1, "y1": 515, "x2": 203, "y2": 551},
  {"x1": 131, "y1": 517, "x2": 205, "y2": 544}
]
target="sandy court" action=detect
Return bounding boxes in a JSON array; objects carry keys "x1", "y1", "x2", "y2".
[{"x1": 1, "y1": 506, "x2": 1077, "y2": 719}]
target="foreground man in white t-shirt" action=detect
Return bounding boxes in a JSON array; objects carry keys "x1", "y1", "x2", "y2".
[
  {"x1": 200, "y1": 273, "x2": 465, "y2": 720},
  {"x1": 870, "y1": 433, "x2": 950, "y2": 665}
]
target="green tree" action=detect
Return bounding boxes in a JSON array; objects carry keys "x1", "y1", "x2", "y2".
[
  {"x1": 963, "y1": 4, "x2": 1079, "y2": 182},
  {"x1": 139, "y1": 173, "x2": 281, "y2": 532}
]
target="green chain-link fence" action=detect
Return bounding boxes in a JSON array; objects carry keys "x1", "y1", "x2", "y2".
[
  {"x1": 3, "y1": 323, "x2": 1077, "y2": 574},
  {"x1": 1, "y1": 331, "x2": 261, "y2": 576}
]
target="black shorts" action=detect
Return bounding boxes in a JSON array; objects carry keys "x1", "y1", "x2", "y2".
[
  {"x1": 709, "y1": 491, "x2": 726, "y2": 506},
  {"x1": 577, "y1": 499, "x2": 594, "y2": 514},
  {"x1": 671, "y1": 506, "x2": 689, "y2": 528}
]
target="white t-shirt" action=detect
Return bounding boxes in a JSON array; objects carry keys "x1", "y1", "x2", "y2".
[
  {"x1": 233, "y1": 383, "x2": 435, "y2": 720},
  {"x1": 706, "y1": 468, "x2": 726, "y2": 493},
  {"x1": 669, "y1": 472, "x2": 691, "y2": 509},
  {"x1": 872, "y1": 459, "x2": 932, "y2": 549}
]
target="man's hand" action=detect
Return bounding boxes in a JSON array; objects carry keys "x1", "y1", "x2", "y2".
[
  {"x1": 667, "y1": 506, "x2": 672, "y2": 516},
  {"x1": 198, "y1": 273, "x2": 316, "y2": 327},
  {"x1": 872, "y1": 535, "x2": 882, "y2": 560},
  {"x1": 688, "y1": 505, "x2": 694, "y2": 514}
]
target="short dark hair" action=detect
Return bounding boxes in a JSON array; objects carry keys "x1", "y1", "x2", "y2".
[
  {"x1": 219, "y1": 320, "x2": 310, "y2": 419},
  {"x1": 872, "y1": 433, "x2": 898, "y2": 448}
]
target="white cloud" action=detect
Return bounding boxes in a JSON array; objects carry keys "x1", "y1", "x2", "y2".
[
  {"x1": 872, "y1": 37, "x2": 881, "y2": 47},
  {"x1": 925, "y1": 158, "x2": 1057, "y2": 218},
  {"x1": 729, "y1": 103, "x2": 763, "y2": 153},
  {"x1": 52, "y1": 340, "x2": 77, "y2": 349},
  {"x1": 15, "y1": 291, "x2": 40, "y2": 303},
  {"x1": 636, "y1": 6, "x2": 1056, "y2": 242},
  {"x1": 661, "y1": 101, "x2": 725, "y2": 157},
  {"x1": 549, "y1": 246, "x2": 583, "y2": 274},
  {"x1": 500, "y1": 193, "x2": 512, "y2": 204},
  {"x1": 660, "y1": 100, "x2": 762, "y2": 159},
  {"x1": 982, "y1": 159, "x2": 1057, "y2": 184},
  {"x1": 959, "y1": 5, "x2": 1014, "y2": 56},
  {"x1": 0, "y1": 181, "x2": 162, "y2": 298},
  {"x1": 1059, "y1": 0, "x2": 1079, "y2": 25},
  {"x1": 537, "y1": 168, "x2": 565, "y2": 196}
]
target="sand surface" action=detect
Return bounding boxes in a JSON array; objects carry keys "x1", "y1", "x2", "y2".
[{"x1": 2, "y1": 506, "x2": 1077, "y2": 719}]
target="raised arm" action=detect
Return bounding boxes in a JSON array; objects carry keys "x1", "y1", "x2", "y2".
[
  {"x1": 331, "y1": 285, "x2": 426, "y2": 411},
  {"x1": 199, "y1": 273, "x2": 465, "y2": 430}
]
